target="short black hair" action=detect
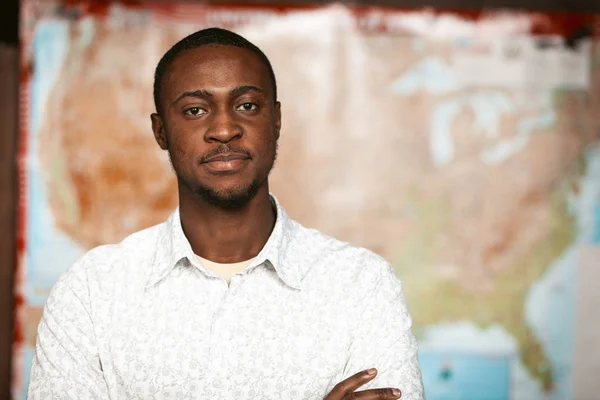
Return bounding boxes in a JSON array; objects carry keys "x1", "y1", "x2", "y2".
[{"x1": 153, "y1": 27, "x2": 277, "y2": 113}]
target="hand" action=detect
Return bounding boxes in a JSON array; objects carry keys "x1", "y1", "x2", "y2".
[{"x1": 324, "y1": 368, "x2": 402, "y2": 400}]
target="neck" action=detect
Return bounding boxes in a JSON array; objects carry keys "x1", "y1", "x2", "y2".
[{"x1": 178, "y1": 184, "x2": 275, "y2": 263}]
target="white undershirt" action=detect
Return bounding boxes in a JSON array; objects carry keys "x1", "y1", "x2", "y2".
[{"x1": 196, "y1": 255, "x2": 255, "y2": 285}]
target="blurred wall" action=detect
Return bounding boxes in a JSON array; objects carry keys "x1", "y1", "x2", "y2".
[
  {"x1": 573, "y1": 248, "x2": 600, "y2": 398},
  {"x1": 0, "y1": 1, "x2": 18, "y2": 397},
  {"x1": 0, "y1": 43, "x2": 18, "y2": 400}
]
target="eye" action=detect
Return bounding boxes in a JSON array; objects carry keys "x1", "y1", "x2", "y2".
[
  {"x1": 236, "y1": 103, "x2": 257, "y2": 112},
  {"x1": 184, "y1": 107, "x2": 206, "y2": 116}
]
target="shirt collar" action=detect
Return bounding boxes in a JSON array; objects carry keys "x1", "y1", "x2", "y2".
[{"x1": 147, "y1": 194, "x2": 303, "y2": 290}]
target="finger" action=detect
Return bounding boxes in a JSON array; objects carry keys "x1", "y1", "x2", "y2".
[
  {"x1": 348, "y1": 388, "x2": 402, "y2": 400},
  {"x1": 325, "y1": 369, "x2": 378, "y2": 399}
]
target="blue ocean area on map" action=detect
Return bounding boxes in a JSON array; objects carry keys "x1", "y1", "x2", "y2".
[
  {"x1": 592, "y1": 204, "x2": 600, "y2": 244},
  {"x1": 27, "y1": 21, "x2": 83, "y2": 308},
  {"x1": 419, "y1": 351, "x2": 512, "y2": 400}
]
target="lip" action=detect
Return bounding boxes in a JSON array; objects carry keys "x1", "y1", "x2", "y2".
[
  {"x1": 202, "y1": 153, "x2": 250, "y2": 173},
  {"x1": 203, "y1": 153, "x2": 250, "y2": 163}
]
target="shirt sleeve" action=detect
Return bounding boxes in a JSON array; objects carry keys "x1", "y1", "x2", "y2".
[
  {"x1": 341, "y1": 263, "x2": 425, "y2": 400},
  {"x1": 27, "y1": 257, "x2": 110, "y2": 399}
]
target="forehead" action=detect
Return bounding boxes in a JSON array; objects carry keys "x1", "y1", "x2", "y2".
[{"x1": 162, "y1": 44, "x2": 271, "y2": 98}]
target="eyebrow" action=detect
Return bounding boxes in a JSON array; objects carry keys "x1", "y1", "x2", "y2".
[{"x1": 172, "y1": 85, "x2": 264, "y2": 105}]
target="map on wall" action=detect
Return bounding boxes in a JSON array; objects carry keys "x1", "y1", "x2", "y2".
[{"x1": 14, "y1": 2, "x2": 600, "y2": 399}]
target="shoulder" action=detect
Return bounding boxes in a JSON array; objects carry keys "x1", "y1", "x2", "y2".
[
  {"x1": 84, "y1": 223, "x2": 162, "y2": 266},
  {"x1": 289, "y1": 220, "x2": 399, "y2": 291},
  {"x1": 55, "y1": 221, "x2": 165, "y2": 290}
]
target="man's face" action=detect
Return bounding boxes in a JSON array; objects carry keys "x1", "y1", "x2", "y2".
[{"x1": 151, "y1": 44, "x2": 281, "y2": 209}]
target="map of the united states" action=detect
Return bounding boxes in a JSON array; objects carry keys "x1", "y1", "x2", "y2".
[{"x1": 18, "y1": 5, "x2": 600, "y2": 399}]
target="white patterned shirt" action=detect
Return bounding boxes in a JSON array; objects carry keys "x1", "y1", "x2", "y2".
[{"x1": 28, "y1": 195, "x2": 424, "y2": 400}]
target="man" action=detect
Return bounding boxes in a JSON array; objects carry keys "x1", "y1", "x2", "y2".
[{"x1": 28, "y1": 28, "x2": 424, "y2": 399}]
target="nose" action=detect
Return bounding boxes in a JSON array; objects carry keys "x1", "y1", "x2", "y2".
[{"x1": 204, "y1": 108, "x2": 243, "y2": 143}]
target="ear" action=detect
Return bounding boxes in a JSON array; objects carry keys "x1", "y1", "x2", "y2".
[
  {"x1": 151, "y1": 113, "x2": 168, "y2": 150},
  {"x1": 274, "y1": 101, "x2": 281, "y2": 141}
]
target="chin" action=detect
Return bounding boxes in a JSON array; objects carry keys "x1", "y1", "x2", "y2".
[{"x1": 195, "y1": 181, "x2": 263, "y2": 210}]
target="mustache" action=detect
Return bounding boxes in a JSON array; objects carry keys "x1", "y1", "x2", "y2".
[{"x1": 199, "y1": 144, "x2": 252, "y2": 163}]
